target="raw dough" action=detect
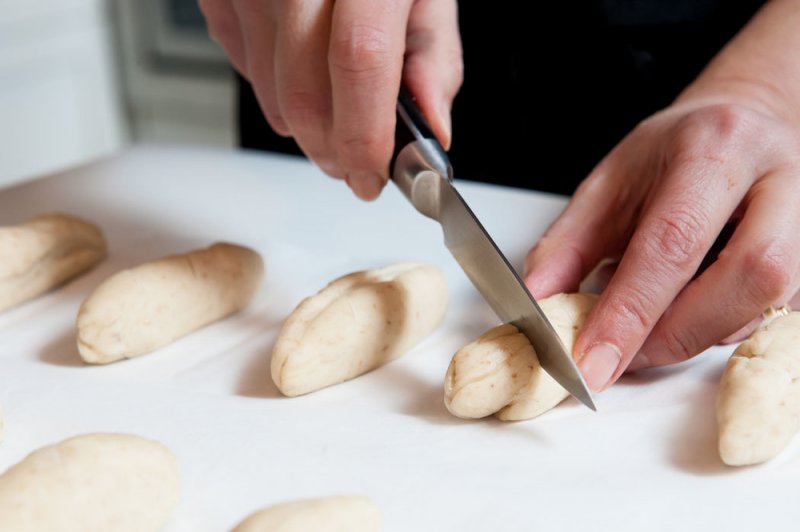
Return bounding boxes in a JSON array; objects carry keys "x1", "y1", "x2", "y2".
[
  {"x1": 232, "y1": 496, "x2": 380, "y2": 532},
  {"x1": 0, "y1": 213, "x2": 106, "y2": 313},
  {"x1": 0, "y1": 433, "x2": 180, "y2": 531},
  {"x1": 77, "y1": 242, "x2": 263, "y2": 363},
  {"x1": 717, "y1": 311, "x2": 800, "y2": 466},
  {"x1": 271, "y1": 262, "x2": 447, "y2": 396},
  {"x1": 445, "y1": 293, "x2": 597, "y2": 421}
]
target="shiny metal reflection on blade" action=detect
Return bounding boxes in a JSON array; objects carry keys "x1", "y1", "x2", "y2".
[
  {"x1": 435, "y1": 178, "x2": 595, "y2": 410},
  {"x1": 391, "y1": 101, "x2": 595, "y2": 410}
]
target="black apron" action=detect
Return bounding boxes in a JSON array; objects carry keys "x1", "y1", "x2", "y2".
[{"x1": 238, "y1": 0, "x2": 767, "y2": 195}]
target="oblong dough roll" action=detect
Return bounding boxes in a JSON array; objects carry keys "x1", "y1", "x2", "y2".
[
  {"x1": 0, "y1": 433, "x2": 180, "y2": 532},
  {"x1": 0, "y1": 213, "x2": 106, "y2": 313},
  {"x1": 271, "y1": 262, "x2": 447, "y2": 396},
  {"x1": 717, "y1": 311, "x2": 800, "y2": 466},
  {"x1": 445, "y1": 293, "x2": 597, "y2": 421},
  {"x1": 77, "y1": 242, "x2": 264, "y2": 364},
  {"x1": 232, "y1": 496, "x2": 380, "y2": 532}
]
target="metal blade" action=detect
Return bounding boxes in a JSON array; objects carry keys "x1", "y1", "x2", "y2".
[{"x1": 438, "y1": 180, "x2": 596, "y2": 410}]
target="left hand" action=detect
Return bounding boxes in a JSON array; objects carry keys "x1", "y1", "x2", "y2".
[{"x1": 523, "y1": 100, "x2": 800, "y2": 392}]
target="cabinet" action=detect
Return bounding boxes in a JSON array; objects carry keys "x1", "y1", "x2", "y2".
[
  {"x1": 113, "y1": 0, "x2": 236, "y2": 147},
  {"x1": 0, "y1": 0, "x2": 125, "y2": 189}
]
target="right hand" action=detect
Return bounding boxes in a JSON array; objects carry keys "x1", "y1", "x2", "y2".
[{"x1": 199, "y1": 0, "x2": 463, "y2": 200}]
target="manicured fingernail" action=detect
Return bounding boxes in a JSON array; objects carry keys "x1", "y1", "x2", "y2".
[
  {"x1": 346, "y1": 171, "x2": 385, "y2": 201},
  {"x1": 579, "y1": 343, "x2": 621, "y2": 392}
]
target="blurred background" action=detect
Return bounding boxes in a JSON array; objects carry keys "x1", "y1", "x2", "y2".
[
  {"x1": 1, "y1": 1, "x2": 766, "y2": 194},
  {"x1": 0, "y1": 0, "x2": 234, "y2": 188}
]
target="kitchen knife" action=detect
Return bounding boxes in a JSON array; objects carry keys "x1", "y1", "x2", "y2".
[{"x1": 390, "y1": 87, "x2": 596, "y2": 411}]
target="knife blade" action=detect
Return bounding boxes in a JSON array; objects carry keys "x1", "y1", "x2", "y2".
[{"x1": 390, "y1": 87, "x2": 596, "y2": 411}]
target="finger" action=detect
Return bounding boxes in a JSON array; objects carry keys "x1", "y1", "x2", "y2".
[
  {"x1": 717, "y1": 317, "x2": 759, "y2": 345},
  {"x1": 200, "y1": 0, "x2": 247, "y2": 72},
  {"x1": 627, "y1": 314, "x2": 760, "y2": 372},
  {"x1": 633, "y1": 170, "x2": 800, "y2": 370},
  {"x1": 574, "y1": 148, "x2": 755, "y2": 391},
  {"x1": 523, "y1": 156, "x2": 637, "y2": 299},
  {"x1": 233, "y1": 0, "x2": 289, "y2": 136},
  {"x1": 274, "y1": 0, "x2": 342, "y2": 178},
  {"x1": 402, "y1": 0, "x2": 462, "y2": 149},
  {"x1": 329, "y1": 0, "x2": 413, "y2": 200}
]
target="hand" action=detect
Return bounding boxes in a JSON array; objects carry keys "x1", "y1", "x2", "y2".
[
  {"x1": 199, "y1": 0, "x2": 462, "y2": 200},
  {"x1": 524, "y1": 100, "x2": 800, "y2": 392}
]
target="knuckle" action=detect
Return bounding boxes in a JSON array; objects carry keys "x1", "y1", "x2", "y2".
[
  {"x1": 661, "y1": 327, "x2": 699, "y2": 363},
  {"x1": 609, "y1": 291, "x2": 655, "y2": 333},
  {"x1": 404, "y1": 29, "x2": 463, "y2": 92},
  {"x1": 646, "y1": 207, "x2": 709, "y2": 273},
  {"x1": 447, "y1": 47, "x2": 465, "y2": 88},
  {"x1": 742, "y1": 239, "x2": 793, "y2": 304},
  {"x1": 672, "y1": 104, "x2": 756, "y2": 159},
  {"x1": 434, "y1": 40, "x2": 464, "y2": 89},
  {"x1": 330, "y1": 24, "x2": 394, "y2": 80},
  {"x1": 696, "y1": 103, "x2": 753, "y2": 137}
]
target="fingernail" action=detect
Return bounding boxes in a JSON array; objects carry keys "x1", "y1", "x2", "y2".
[
  {"x1": 578, "y1": 343, "x2": 621, "y2": 392},
  {"x1": 346, "y1": 171, "x2": 385, "y2": 201},
  {"x1": 524, "y1": 271, "x2": 556, "y2": 300},
  {"x1": 439, "y1": 101, "x2": 452, "y2": 150}
]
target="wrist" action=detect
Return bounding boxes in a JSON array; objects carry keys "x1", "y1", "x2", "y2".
[{"x1": 674, "y1": 75, "x2": 797, "y2": 125}]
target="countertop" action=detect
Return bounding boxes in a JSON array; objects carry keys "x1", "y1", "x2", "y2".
[{"x1": 0, "y1": 145, "x2": 797, "y2": 531}]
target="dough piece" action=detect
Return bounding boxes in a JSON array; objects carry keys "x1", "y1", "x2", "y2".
[
  {"x1": 271, "y1": 262, "x2": 447, "y2": 396},
  {"x1": 77, "y1": 242, "x2": 264, "y2": 364},
  {"x1": 232, "y1": 496, "x2": 380, "y2": 532},
  {"x1": 0, "y1": 213, "x2": 106, "y2": 313},
  {"x1": 717, "y1": 311, "x2": 800, "y2": 466},
  {"x1": 445, "y1": 292, "x2": 597, "y2": 421},
  {"x1": 0, "y1": 433, "x2": 180, "y2": 531}
]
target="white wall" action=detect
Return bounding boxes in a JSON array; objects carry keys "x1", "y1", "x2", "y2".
[{"x1": 0, "y1": 0, "x2": 125, "y2": 189}]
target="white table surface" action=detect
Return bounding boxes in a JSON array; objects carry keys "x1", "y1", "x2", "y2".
[{"x1": 0, "y1": 145, "x2": 797, "y2": 531}]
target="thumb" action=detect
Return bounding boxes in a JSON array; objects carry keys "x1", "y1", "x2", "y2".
[
  {"x1": 402, "y1": 0, "x2": 462, "y2": 149},
  {"x1": 523, "y1": 161, "x2": 631, "y2": 299}
]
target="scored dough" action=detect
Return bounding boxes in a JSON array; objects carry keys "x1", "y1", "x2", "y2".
[
  {"x1": 232, "y1": 496, "x2": 380, "y2": 532},
  {"x1": 0, "y1": 213, "x2": 106, "y2": 313},
  {"x1": 77, "y1": 242, "x2": 264, "y2": 364},
  {"x1": 271, "y1": 262, "x2": 448, "y2": 396},
  {"x1": 717, "y1": 311, "x2": 800, "y2": 466},
  {"x1": 0, "y1": 433, "x2": 180, "y2": 532},
  {"x1": 445, "y1": 293, "x2": 597, "y2": 421}
]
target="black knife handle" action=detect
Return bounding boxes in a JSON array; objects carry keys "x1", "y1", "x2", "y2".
[
  {"x1": 391, "y1": 85, "x2": 451, "y2": 183},
  {"x1": 395, "y1": 85, "x2": 437, "y2": 150}
]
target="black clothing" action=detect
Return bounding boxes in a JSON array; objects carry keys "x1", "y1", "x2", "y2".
[{"x1": 238, "y1": 0, "x2": 767, "y2": 195}]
